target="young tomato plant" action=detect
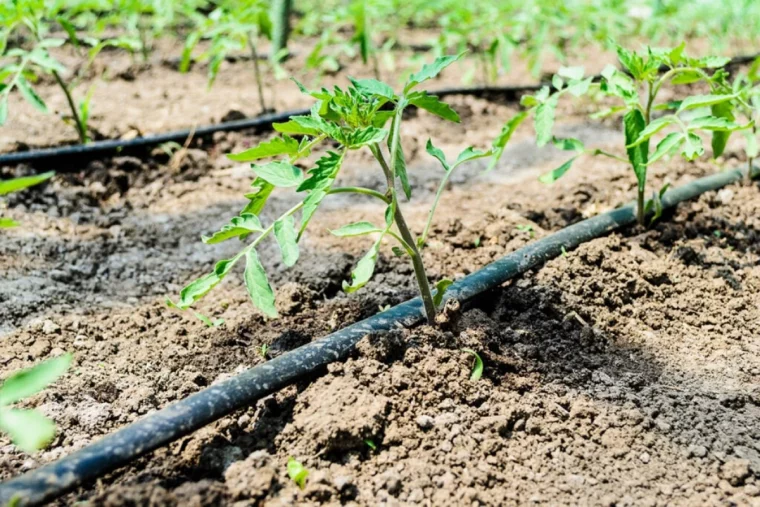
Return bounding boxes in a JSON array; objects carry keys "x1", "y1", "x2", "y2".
[
  {"x1": 181, "y1": 0, "x2": 272, "y2": 113},
  {"x1": 169, "y1": 55, "x2": 497, "y2": 324},
  {"x1": 495, "y1": 43, "x2": 751, "y2": 226},
  {"x1": 0, "y1": 354, "x2": 71, "y2": 453},
  {"x1": 1, "y1": 1, "x2": 139, "y2": 143}
]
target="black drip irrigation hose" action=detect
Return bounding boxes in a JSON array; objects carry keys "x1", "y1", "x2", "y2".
[
  {"x1": 0, "y1": 83, "x2": 544, "y2": 170},
  {"x1": 0, "y1": 166, "x2": 745, "y2": 506},
  {"x1": 2, "y1": 51, "x2": 758, "y2": 170}
]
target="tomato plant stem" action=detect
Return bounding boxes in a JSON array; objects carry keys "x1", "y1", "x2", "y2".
[
  {"x1": 370, "y1": 144, "x2": 437, "y2": 324},
  {"x1": 51, "y1": 69, "x2": 87, "y2": 144},
  {"x1": 247, "y1": 34, "x2": 267, "y2": 113}
]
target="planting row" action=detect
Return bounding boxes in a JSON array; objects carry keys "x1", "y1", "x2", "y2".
[{"x1": 3, "y1": 0, "x2": 760, "y2": 144}]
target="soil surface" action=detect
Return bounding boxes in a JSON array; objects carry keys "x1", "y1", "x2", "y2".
[{"x1": 2, "y1": 38, "x2": 760, "y2": 507}]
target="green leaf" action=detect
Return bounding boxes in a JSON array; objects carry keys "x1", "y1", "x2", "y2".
[
  {"x1": 648, "y1": 132, "x2": 685, "y2": 165},
  {"x1": 244, "y1": 249, "x2": 278, "y2": 318},
  {"x1": 242, "y1": 178, "x2": 275, "y2": 215},
  {"x1": 454, "y1": 147, "x2": 489, "y2": 167},
  {"x1": 552, "y1": 137, "x2": 584, "y2": 152},
  {"x1": 387, "y1": 114, "x2": 411, "y2": 199},
  {"x1": 349, "y1": 77, "x2": 395, "y2": 100},
  {"x1": 202, "y1": 214, "x2": 263, "y2": 244},
  {"x1": 342, "y1": 242, "x2": 380, "y2": 293},
  {"x1": 0, "y1": 355, "x2": 71, "y2": 406},
  {"x1": 624, "y1": 109, "x2": 649, "y2": 192},
  {"x1": 691, "y1": 55, "x2": 731, "y2": 68},
  {"x1": 193, "y1": 312, "x2": 224, "y2": 327},
  {"x1": 346, "y1": 126, "x2": 388, "y2": 148},
  {"x1": 627, "y1": 116, "x2": 676, "y2": 148},
  {"x1": 228, "y1": 136, "x2": 299, "y2": 162},
  {"x1": 671, "y1": 70, "x2": 704, "y2": 85},
  {"x1": 557, "y1": 66, "x2": 584, "y2": 80},
  {"x1": 566, "y1": 77, "x2": 593, "y2": 97},
  {"x1": 461, "y1": 348, "x2": 483, "y2": 381},
  {"x1": 274, "y1": 215, "x2": 299, "y2": 267},
  {"x1": 677, "y1": 94, "x2": 735, "y2": 113},
  {"x1": 298, "y1": 150, "x2": 345, "y2": 236},
  {"x1": 170, "y1": 259, "x2": 236, "y2": 310},
  {"x1": 57, "y1": 17, "x2": 79, "y2": 48},
  {"x1": 433, "y1": 278, "x2": 453, "y2": 307},
  {"x1": 709, "y1": 102, "x2": 735, "y2": 158},
  {"x1": 330, "y1": 221, "x2": 381, "y2": 237},
  {"x1": 16, "y1": 78, "x2": 48, "y2": 114},
  {"x1": 681, "y1": 132, "x2": 704, "y2": 160},
  {"x1": 551, "y1": 74, "x2": 564, "y2": 91},
  {"x1": 534, "y1": 97, "x2": 557, "y2": 147},
  {"x1": 252, "y1": 161, "x2": 303, "y2": 187},
  {"x1": 408, "y1": 92, "x2": 460, "y2": 123},
  {"x1": 273, "y1": 120, "x2": 320, "y2": 136},
  {"x1": 404, "y1": 53, "x2": 464, "y2": 93},
  {"x1": 743, "y1": 130, "x2": 759, "y2": 159},
  {"x1": 0, "y1": 217, "x2": 19, "y2": 228},
  {"x1": 0, "y1": 409, "x2": 56, "y2": 453},
  {"x1": 0, "y1": 172, "x2": 54, "y2": 196},
  {"x1": 488, "y1": 111, "x2": 528, "y2": 171},
  {"x1": 688, "y1": 115, "x2": 743, "y2": 132},
  {"x1": 538, "y1": 157, "x2": 577, "y2": 184},
  {"x1": 0, "y1": 99, "x2": 7, "y2": 126},
  {"x1": 287, "y1": 457, "x2": 309, "y2": 490},
  {"x1": 426, "y1": 139, "x2": 449, "y2": 171}
]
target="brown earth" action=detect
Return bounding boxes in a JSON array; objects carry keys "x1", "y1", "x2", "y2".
[{"x1": 1, "y1": 37, "x2": 760, "y2": 507}]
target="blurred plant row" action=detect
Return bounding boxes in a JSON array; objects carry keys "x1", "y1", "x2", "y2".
[{"x1": 3, "y1": 0, "x2": 760, "y2": 143}]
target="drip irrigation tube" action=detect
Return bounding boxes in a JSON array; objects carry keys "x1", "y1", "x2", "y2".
[
  {"x1": 1, "y1": 51, "x2": 757, "y2": 169},
  {"x1": 0, "y1": 166, "x2": 745, "y2": 506},
  {"x1": 0, "y1": 83, "x2": 544, "y2": 169}
]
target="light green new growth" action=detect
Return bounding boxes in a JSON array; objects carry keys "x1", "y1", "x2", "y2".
[
  {"x1": 287, "y1": 457, "x2": 308, "y2": 489},
  {"x1": 461, "y1": 348, "x2": 483, "y2": 381}
]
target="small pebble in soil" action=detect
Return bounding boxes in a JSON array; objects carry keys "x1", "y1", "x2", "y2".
[
  {"x1": 689, "y1": 445, "x2": 708, "y2": 458},
  {"x1": 639, "y1": 452, "x2": 651, "y2": 464},
  {"x1": 416, "y1": 415, "x2": 434, "y2": 430},
  {"x1": 42, "y1": 319, "x2": 61, "y2": 335}
]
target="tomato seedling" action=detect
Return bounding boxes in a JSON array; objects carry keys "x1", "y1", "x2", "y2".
[
  {"x1": 1, "y1": 0, "x2": 140, "y2": 143},
  {"x1": 494, "y1": 42, "x2": 752, "y2": 226},
  {"x1": 181, "y1": 0, "x2": 272, "y2": 113},
  {"x1": 169, "y1": 55, "x2": 505, "y2": 324}
]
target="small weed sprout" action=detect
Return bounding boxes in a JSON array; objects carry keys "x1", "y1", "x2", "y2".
[
  {"x1": 461, "y1": 348, "x2": 483, "y2": 381},
  {"x1": 0, "y1": 354, "x2": 71, "y2": 452},
  {"x1": 169, "y1": 55, "x2": 507, "y2": 324},
  {"x1": 287, "y1": 457, "x2": 308, "y2": 489},
  {"x1": 258, "y1": 343, "x2": 269, "y2": 359},
  {"x1": 515, "y1": 224, "x2": 534, "y2": 238},
  {"x1": 364, "y1": 438, "x2": 377, "y2": 450}
]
